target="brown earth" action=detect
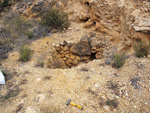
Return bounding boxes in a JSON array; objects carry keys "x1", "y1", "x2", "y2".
[{"x1": 0, "y1": 0, "x2": 150, "y2": 113}]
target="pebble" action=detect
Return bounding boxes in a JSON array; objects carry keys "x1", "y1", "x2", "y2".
[
  {"x1": 35, "y1": 94, "x2": 46, "y2": 102},
  {"x1": 145, "y1": 102, "x2": 148, "y2": 105},
  {"x1": 133, "y1": 105, "x2": 137, "y2": 108},
  {"x1": 36, "y1": 78, "x2": 42, "y2": 83},
  {"x1": 103, "y1": 106, "x2": 110, "y2": 110}
]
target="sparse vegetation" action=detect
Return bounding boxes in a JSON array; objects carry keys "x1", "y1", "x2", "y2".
[
  {"x1": 41, "y1": 8, "x2": 70, "y2": 30},
  {"x1": 1, "y1": 0, "x2": 9, "y2": 8},
  {"x1": 0, "y1": 88, "x2": 18, "y2": 101},
  {"x1": 0, "y1": 0, "x2": 9, "y2": 11},
  {"x1": 134, "y1": 40, "x2": 150, "y2": 58},
  {"x1": 19, "y1": 46, "x2": 32, "y2": 62},
  {"x1": 36, "y1": 60, "x2": 44, "y2": 68},
  {"x1": 1, "y1": 70, "x2": 8, "y2": 77},
  {"x1": 112, "y1": 52, "x2": 126, "y2": 69},
  {"x1": 24, "y1": 30, "x2": 34, "y2": 39},
  {"x1": 0, "y1": 38, "x2": 12, "y2": 46},
  {"x1": 3, "y1": 13, "x2": 32, "y2": 38},
  {"x1": 106, "y1": 99, "x2": 118, "y2": 109},
  {"x1": 4, "y1": 89, "x2": 18, "y2": 100}
]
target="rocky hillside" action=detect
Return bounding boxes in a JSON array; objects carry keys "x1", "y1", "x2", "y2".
[{"x1": 0, "y1": 0, "x2": 150, "y2": 113}]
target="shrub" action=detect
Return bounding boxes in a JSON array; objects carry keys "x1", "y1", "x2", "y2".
[
  {"x1": 134, "y1": 41, "x2": 150, "y2": 58},
  {"x1": 0, "y1": 0, "x2": 9, "y2": 11},
  {"x1": 1, "y1": 0, "x2": 9, "y2": 8},
  {"x1": 19, "y1": 46, "x2": 32, "y2": 62},
  {"x1": 112, "y1": 52, "x2": 126, "y2": 69},
  {"x1": 36, "y1": 60, "x2": 44, "y2": 68},
  {"x1": 41, "y1": 8, "x2": 70, "y2": 30},
  {"x1": 24, "y1": 30, "x2": 34, "y2": 39}
]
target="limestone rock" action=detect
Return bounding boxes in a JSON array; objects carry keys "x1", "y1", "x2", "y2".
[
  {"x1": 62, "y1": 46, "x2": 69, "y2": 51},
  {"x1": 79, "y1": 12, "x2": 90, "y2": 21},
  {"x1": 35, "y1": 94, "x2": 46, "y2": 102},
  {"x1": 91, "y1": 37, "x2": 101, "y2": 47},
  {"x1": 53, "y1": 42, "x2": 60, "y2": 48},
  {"x1": 132, "y1": 16, "x2": 150, "y2": 34},
  {"x1": 47, "y1": 51, "x2": 67, "y2": 69},
  {"x1": 70, "y1": 39, "x2": 91, "y2": 56},
  {"x1": 96, "y1": 52, "x2": 103, "y2": 59}
]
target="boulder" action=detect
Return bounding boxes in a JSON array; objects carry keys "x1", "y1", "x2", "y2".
[
  {"x1": 132, "y1": 16, "x2": 150, "y2": 34},
  {"x1": 70, "y1": 38, "x2": 91, "y2": 56}
]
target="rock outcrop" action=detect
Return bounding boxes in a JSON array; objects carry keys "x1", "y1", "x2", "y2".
[
  {"x1": 10, "y1": 0, "x2": 150, "y2": 48},
  {"x1": 132, "y1": 13, "x2": 150, "y2": 34},
  {"x1": 77, "y1": 0, "x2": 150, "y2": 49},
  {"x1": 53, "y1": 34, "x2": 106, "y2": 68}
]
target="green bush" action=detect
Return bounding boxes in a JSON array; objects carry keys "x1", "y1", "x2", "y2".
[
  {"x1": 41, "y1": 8, "x2": 70, "y2": 30},
  {"x1": 134, "y1": 41, "x2": 150, "y2": 58},
  {"x1": 112, "y1": 52, "x2": 126, "y2": 69},
  {"x1": 19, "y1": 46, "x2": 32, "y2": 62}
]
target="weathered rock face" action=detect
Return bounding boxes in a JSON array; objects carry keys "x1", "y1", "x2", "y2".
[
  {"x1": 70, "y1": 38, "x2": 91, "y2": 56},
  {"x1": 78, "y1": 0, "x2": 150, "y2": 49},
  {"x1": 53, "y1": 34, "x2": 106, "y2": 68},
  {"x1": 132, "y1": 15, "x2": 150, "y2": 34}
]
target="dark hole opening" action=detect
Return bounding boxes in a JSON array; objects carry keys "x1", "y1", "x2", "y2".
[
  {"x1": 94, "y1": 22, "x2": 96, "y2": 25},
  {"x1": 90, "y1": 53, "x2": 96, "y2": 60},
  {"x1": 85, "y1": 2, "x2": 90, "y2": 6}
]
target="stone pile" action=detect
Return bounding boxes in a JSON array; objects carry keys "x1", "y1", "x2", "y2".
[{"x1": 53, "y1": 36, "x2": 106, "y2": 68}]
